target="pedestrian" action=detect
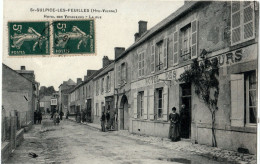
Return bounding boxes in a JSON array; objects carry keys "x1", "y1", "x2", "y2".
[
  {"x1": 100, "y1": 112, "x2": 106, "y2": 132},
  {"x1": 180, "y1": 104, "x2": 190, "y2": 138},
  {"x1": 38, "y1": 110, "x2": 42, "y2": 124},
  {"x1": 53, "y1": 111, "x2": 59, "y2": 125},
  {"x1": 34, "y1": 111, "x2": 37, "y2": 124},
  {"x1": 169, "y1": 107, "x2": 180, "y2": 142},
  {"x1": 106, "y1": 110, "x2": 110, "y2": 130},
  {"x1": 114, "y1": 111, "x2": 118, "y2": 130},
  {"x1": 59, "y1": 110, "x2": 64, "y2": 121},
  {"x1": 66, "y1": 110, "x2": 69, "y2": 119}
]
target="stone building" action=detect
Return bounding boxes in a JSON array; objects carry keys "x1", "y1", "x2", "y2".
[
  {"x1": 93, "y1": 56, "x2": 115, "y2": 126},
  {"x1": 58, "y1": 79, "x2": 76, "y2": 113},
  {"x1": 39, "y1": 96, "x2": 51, "y2": 113},
  {"x1": 2, "y1": 64, "x2": 39, "y2": 123},
  {"x1": 120, "y1": 1, "x2": 258, "y2": 154},
  {"x1": 68, "y1": 78, "x2": 84, "y2": 114}
]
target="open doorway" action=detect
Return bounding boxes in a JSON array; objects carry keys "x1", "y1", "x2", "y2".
[
  {"x1": 180, "y1": 83, "x2": 191, "y2": 138},
  {"x1": 119, "y1": 95, "x2": 129, "y2": 130}
]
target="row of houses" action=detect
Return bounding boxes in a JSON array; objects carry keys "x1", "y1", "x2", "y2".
[{"x1": 59, "y1": 1, "x2": 258, "y2": 154}]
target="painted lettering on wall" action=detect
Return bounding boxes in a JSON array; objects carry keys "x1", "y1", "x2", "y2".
[
  {"x1": 145, "y1": 75, "x2": 159, "y2": 85},
  {"x1": 211, "y1": 49, "x2": 243, "y2": 66}
]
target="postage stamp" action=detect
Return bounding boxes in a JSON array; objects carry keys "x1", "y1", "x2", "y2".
[
  {"x1": 53, "y1": 20, "x2": 95, "y2": 54},
  {"x1": 8, "y1": 22, "x2": 50, "y2": 56}
]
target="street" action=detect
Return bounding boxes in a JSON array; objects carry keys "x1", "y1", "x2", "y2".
[{"x1": 6, "y1": 117, "x2": 236, "y2": 164}]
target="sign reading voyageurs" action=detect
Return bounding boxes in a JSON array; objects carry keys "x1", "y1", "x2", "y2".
[
  {"x1": 53, "y1": 20, "x2": 95, "y2": 54},
  {"x1": 8, "y1": 22, "x2": 50, "y2": 56}
]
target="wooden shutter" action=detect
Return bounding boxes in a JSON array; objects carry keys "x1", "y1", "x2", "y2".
[
  {"x1": 133, "y1": 92, "x2": 138, "y2": 119},
  {"x1": 230, "y1": 74, "x2": 244, "y2": 127},
  {"x1": 191, "y1": 19, "x2": 198, "y2": 59},
  {"x1": 243, "y1": 1, "x2": 254, "y2": 41},
  {"x1": 143, "y1": 90, "x2": 148, "y2": 119},
  {"x1": 163, "y1": 37, "x2": 168, "y2": 69},
  {"x1": 117, "y1": 65, "x2": 121, "y2": 86},
  {"x1": 151, "y1": 41, "x2": 155, "y2": 73},
  {"x1": 162, "y1": 86, "x2": 168, "y2": 121},
  {"x1": 231, "y1": 1, "x2": 242, "y2": 45},
  {"x1": 173, "y1": 26, "x2": 179, "y2": 65},
  {"x1": 142, "y1": 52, "x2": 145, "y2": 76},
  {"x1": 149, "y1": 88, "x2": 154, "y2": 120}
]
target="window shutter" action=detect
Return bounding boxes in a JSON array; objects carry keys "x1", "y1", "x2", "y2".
[
  {"x1": 149, "y1": 88, "x2": 154, "y2": 120},
  {"x1": 230, "y1": 74, "x2": 244, "y2": 127},
  {"x1": 243, "y1": 1, "x2": 254, "y2": 41},
  {"x1": 173, "y1": 27, "x2": 179, "y2": 65},
  {"x1": 118, "y1": 65, "x2": 121, "y2": 86},
  {"x1": 231, "y1": 1, "x2": 241, "y2": 45},
  {"x1": 138, "y1": 53, "x2": 141, "y2": 77},
  {"x1": 151, "y1": 41, "x2": 155, "y2": 73},
  {"x1": 191, "y1": 19, "x2": 198, "y2": 59},
  {"x1": 134, "y1": 92, "x2": 138, "y2": 119},
  {"x1": 163, "y1": 37, "x2": 168, "y2": 69},
  {"x1": 125, "y1": 62, "x2": 127, "y2": 83},
  {"x1": 162, "y1": 86, "x2": 168, "y2": 121},
  {"x1": 142, "y1": 52, "x2": 145, "y2": 76},
  {"x1": 143, "y1": 90, "x2": 148, "y2": 119}
]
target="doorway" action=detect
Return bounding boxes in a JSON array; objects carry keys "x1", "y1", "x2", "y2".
[
  {"x1": 119, "y1": 95, "x2": 129, "y2": 130},
  {"x1": 180, "y1": 83, "x2": 191, "y2": 138}
]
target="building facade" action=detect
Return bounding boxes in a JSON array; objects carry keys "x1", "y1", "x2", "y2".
[
  {"x1": 93, "y1": 60, "x2": 115, "y2": 126},
  {"x1": 125, "y1": 1, "x2": 258, "y2": 154},
  {"x1": 39, "y1": 96, "x2": 51, "y2": 113},
  {"x1": 58, "y1": 79, "x2": 76, "y2": 113},
  {"x1": 2, "y1": 64, "x2": 39, "y2": 123}
]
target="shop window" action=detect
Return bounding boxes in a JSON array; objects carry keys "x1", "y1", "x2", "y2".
[
  {"x1": 231, "y1": 1, "x2": 255, "y2": 45},
  {"x1": 156, "y1": 88, "x2": 163, "y2": 119},
  {"x1": 137, "y1": 91, "x2": 144, "y2": 118}
]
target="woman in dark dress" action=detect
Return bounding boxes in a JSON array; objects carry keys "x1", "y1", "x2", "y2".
[{"x1": 169, "y1": 107, "x2": 180, "y2": 142}]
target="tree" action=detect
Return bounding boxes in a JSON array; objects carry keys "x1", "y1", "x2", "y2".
[{"x1": 178, "y1": 56, "x2": 219, "y2": 147}]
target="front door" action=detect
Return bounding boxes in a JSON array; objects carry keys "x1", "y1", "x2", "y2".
[
  {"x1": 180, "y1": 83, "x2": 191, "y2": 138},
  {"x1": 120, "y1": 96, "x2": 129, "y2": 130}
]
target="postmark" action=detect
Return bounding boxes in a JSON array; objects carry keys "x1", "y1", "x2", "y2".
[
  {"x1": 53, "y1": 20, "x2": 95, "y2": 54},
  {"x1": 8, "y1": 22, "x2": 50, "y2": 56}
]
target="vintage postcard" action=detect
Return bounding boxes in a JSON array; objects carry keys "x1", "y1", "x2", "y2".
[{"x1": 1, "y1": 0, "x2": 259, "y2": 163}]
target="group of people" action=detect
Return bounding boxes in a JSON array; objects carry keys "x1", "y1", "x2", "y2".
[
  {"x1": 34, "y1": 110, "x2": 42, "y2": 124},
  {"x1": 168, "y1": 104, "x2": 190, "y2": 142},
  {"x1": 101, "y1": 110, "x2": 117, "y2": 132},
  {"x1": 51, "y1": 110, "x2": 64, "y2": 125}
]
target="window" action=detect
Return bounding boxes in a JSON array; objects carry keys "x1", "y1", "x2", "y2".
[
  {"x1": 106, "y1": 76, "x2": 110, "y2": 92},
  {"x1": 231, "y1": 1, "x2": 255, "y2": 45},
  {"x1": 83, "y1": 86, "x2": 85, "y2": 96},
  {"x1": 101, "y1": 78, "x2": 104, "y2": 94},
  {"x1": 156, "y1": 88, "x2": 163, "y2": 119},
  {"x1": 156, "y1": 43, "x2": 163, "y2": 71},
  {"x1": 121, "y1": 63, "x2": 127, "y2": 83},
  {"x1": 88, "y1": 85, "x2": 91, "y2": 97},
  {"x1": 96, "y1": 80, "x2": 99, "y2": 96},
  {"x1": 246, "y1": 71, "x2": 257, "y2": 124},
  {"x1": 137, "y1": 91, "x2": 144, "y2": 118},
  {"x1": 181, "y1": 24, "x2": 191, "y2": 61},
  {"x1": 138, "y1": 52, "x2": 145, "y2": 77}
]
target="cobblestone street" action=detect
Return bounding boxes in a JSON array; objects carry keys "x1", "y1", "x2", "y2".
[{"x1": 4, "y1": 116, "x2": 256, "y2": 164}]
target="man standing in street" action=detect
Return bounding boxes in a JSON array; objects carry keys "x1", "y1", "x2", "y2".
[
  {"x1": 180, "y1": 104, "x2": 190, "y2": 138},
  {"x1": 101, "y1": 112, "x2": 106, "y2": 132},
  {"x1": 106, "y1": 110, "x2": 110, "y2": 130}
]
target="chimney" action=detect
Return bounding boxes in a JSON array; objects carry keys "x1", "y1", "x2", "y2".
[
  {"x1": 102, "y1": 56, "x2": 111, "y2": 68},
  {"x1": 77, "y1": 78, "x2": 82, "y2": 85},
  {"x1": 134, "y1": 33, "x2": 140, "y2": 42},
  {"x1": 114, "y1": 47, "x2": 125, "y2": 60},
  {"x1": 84, "y1": 75, "x2": 87, "y2": 81},
  {"x1": 138, "y1": 21, "x2": 147, "y2": 36},
  {"x1": 21, "y1": 66, "x2": 26, "y2": 70}
]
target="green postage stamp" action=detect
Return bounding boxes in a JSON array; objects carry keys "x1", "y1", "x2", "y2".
[
  {"x1": 53, "y1": 20, "x2": 95, "y2": 54},
  {"x1": 9, "y1": 22, "x2": 50, "y2": 55}
]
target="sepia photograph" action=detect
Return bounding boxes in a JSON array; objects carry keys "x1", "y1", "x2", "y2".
[{"x1": 1, "y1": 0, "x2": 258, "y2": 163}]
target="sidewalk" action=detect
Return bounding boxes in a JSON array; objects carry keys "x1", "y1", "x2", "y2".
[{"x1": 66, "y1": 117, "x2": 256, "y2": 164}]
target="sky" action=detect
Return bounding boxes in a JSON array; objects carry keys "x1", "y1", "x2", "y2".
[{"x1": 3, "y1": 0, "x2": 184, "y2": 90}]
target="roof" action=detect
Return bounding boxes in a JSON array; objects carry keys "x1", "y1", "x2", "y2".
[
  {"x1": 93, "y1": 62, "x2": 114, "y2": 80},
  {"x1": 115, "y1": 1, "x2": 200, "y2": 61},
  {"x1": 40, "y1": 96, "x2": 52, "y2": 102},
  {"x1": 2, "y1": 63, "x2": 36, "y2": 84}
]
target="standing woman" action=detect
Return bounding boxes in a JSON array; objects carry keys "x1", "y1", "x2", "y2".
[{"x1": 169, "y1": 107, "x2": 180, "y2": 142}]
